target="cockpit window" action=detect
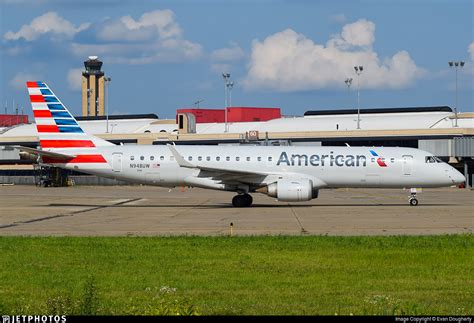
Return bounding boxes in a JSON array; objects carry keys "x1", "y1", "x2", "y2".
[{"x1": 426, "y1": 156, "x2": 442, "y2": 163}]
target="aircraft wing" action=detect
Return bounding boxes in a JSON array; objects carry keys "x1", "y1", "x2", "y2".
[
  {"x1": 14, "y1": 146, "x2": 76, "y2": 160},
  {"x1": 167, "y1": 144, "x2": 270, "y2": 185},
  {"x1": 167, "y1": 144, "x2": 327, "y2": 187}
]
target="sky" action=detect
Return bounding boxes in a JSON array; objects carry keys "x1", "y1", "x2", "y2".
[{"x1": 1, "y1": 0, "x2": 473, "y2": 119}]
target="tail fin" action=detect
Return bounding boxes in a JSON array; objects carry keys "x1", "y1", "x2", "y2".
[
  {"x1": 27, "y1": 81, "x2": 113, "y2": 167},
  {"x1": 27, "y1": 81, "x2": 113, "y2": 147}
]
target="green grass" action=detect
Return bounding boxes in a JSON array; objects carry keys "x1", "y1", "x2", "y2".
[{"x1": 0, "y1": 235, "x2": 472, "y2": 315}]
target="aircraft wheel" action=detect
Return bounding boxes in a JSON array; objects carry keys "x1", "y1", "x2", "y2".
[
  {"x1": 232, "y1": 194, "x2": 253, "y2": 207},
  {"x1": 409, "y1": 198, "x2": 418, "y2": 206},
  {"x1": 242, "y1": 193, "x2": 253, "y2": 207}
]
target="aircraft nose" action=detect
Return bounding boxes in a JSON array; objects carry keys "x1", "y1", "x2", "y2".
[{"x1": 450, "y1": 168, "x2": 466, "y2": 185}]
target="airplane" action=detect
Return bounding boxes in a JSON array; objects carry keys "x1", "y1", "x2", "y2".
[{"x1": 17, "y1": 81, "x2": 466, "y2": 207}]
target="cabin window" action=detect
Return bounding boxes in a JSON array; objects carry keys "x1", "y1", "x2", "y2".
[
  {"x1": 236, "y1": 157, "x2": 240, "y2": 161},
  {"x1": 257, "y1": 157, "x2": 262, "y2": 162},
  {"x1": 246, "y1": 157, "x2": 251, "y2": 162},
  {"x1": 390, "y1": 158, "x2": 395, "y2": 163},
  {"x1": 206, "y1": 156, "x2": 211, "y2": 161},
  {"x1": 150, "y1": 156, "x2": 154, "y2": 161},
  {"x1": 226, "y1": 156, "x2": 230, "y2": 161},
  {"x1": 198, "y1": 156, "x2": 202, "y2": 161},
  {"x1": 170, "y1": 156, "x2": 175, "y2": 161},
  {"x1": 160, "y1": 156, "x2": 164, "y2": 161},
  {"x1": 371, "y1": 158, "x2": 375, "y2": 163},
  {"x1": 188, "y1": 156, "x2": 193, "y2": 161},
  {"x1": 130, "y1": 156, "x2": 135, "y2": 161},
  {"x1": 140, "y1": 156, "x2": 144, "y2": 161},
  {"x1": 268, "y1": 156, "x2": 273, "y2": 162},
  {"x1": 216, "y1": 156, "x2": 221, "y2": 161}
]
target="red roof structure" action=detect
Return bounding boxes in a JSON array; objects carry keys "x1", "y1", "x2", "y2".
[
  {"x1": 177, "y1": 107, "x2": 281, "y2": 123},
  {"x1": 0, "y1": 114, "x2": 28, "y2": 127}
]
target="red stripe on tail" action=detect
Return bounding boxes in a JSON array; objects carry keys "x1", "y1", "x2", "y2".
[
  {"x1": 27, "y1": 81, "x2": 38, "y2": 88},
  {"x1": 34, "y1": 110, "x2": 53, "y2": 118},
  {"x1": 42, "y1": 154, "x2": 107, "y2": 164},
  {"x1": 30, "y1": 95, "x2": 45, "y2": 102},
  {"x1": 40, "y1": 140, "x2": 96, "y2": 148},
  {"x1": 36, "y1": 125, "x2": 59, "y2": 133}
]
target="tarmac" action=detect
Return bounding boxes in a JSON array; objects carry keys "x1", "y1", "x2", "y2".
[{"x1": 0, "y1": 185, "x2": 472, "y2": 236}]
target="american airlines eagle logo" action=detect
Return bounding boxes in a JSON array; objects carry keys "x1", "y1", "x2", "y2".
[{"x1": 370, "y1": 150, "x2": 388, "y2": 167}]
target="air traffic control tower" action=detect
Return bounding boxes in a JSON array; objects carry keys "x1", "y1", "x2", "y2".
[{"x1": 82, "y1": 56, "x2": 105, "y2": 116}]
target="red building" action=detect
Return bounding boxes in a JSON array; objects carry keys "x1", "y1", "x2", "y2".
[
  {"x1": 227, "y1": 107, "x2": 281, "y2": 122},
  {"x1": 0, "y1": 114, "x2": 28, "y2": 127},
  {"x1": 177, "y1": 109, "x2": 225, "y2": 123},
  {"x1": 177, "y1": 107, "x2": 281, "y2": 123}
]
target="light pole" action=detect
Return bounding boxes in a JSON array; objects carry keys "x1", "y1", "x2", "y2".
[
  {"x1": 227, "y1": 81, "x2": 234, "y2": 107},
  {"x1": 194, "y1": 99, "x2": 204, "y2": 108},
  {"x1": 222, "y1": 72, "x2": 231, "y2": 132},
  {"x1": 344, "y1": 78, "x2": 352, "y2": 107},
  {"x1": 354, "y1": 66, "x2": 363, "y2": 129},
  {"x1": 448, "y1": 61, "x2": 464, "y2": 127},
  {"x1": 104, "y1": 76, "x2": 112, "y2": 133}
]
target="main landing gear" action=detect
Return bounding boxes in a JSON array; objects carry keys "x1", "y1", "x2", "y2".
[
  {"x1": 409, "y1": 188, "x2": 419, "y2": 206},
  {"x1": 232, "y1": 193, "x2": 253, "y2": 207}
]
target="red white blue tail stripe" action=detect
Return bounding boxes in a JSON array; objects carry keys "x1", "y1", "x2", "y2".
[{"x1": 27, "y1": 81, "x2": 113, "y2": 169}]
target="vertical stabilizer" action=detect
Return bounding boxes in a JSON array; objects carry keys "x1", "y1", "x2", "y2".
[{"x1": 27, "y1": 81, "x2": 113, "y2": 168}]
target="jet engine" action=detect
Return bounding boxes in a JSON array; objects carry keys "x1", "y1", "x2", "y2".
[{"x1": 260, "y1": 179, "x2": 319, "y2": 202}]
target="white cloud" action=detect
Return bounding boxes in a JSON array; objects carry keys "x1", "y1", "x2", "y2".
[
  {"x1": 211, "y1": 42, "x2": 245, "y2": 62},
  {"x1": 67, "y1": 68, "x2": 83, "y2": 91},
  {"x1": 341, "y1": 19, "x2": 375, "y2": 47},
  {"x1": 243, "y1": 19, "x2": 424, "y2": 91},
  {"x1": 72, "y1": 9, "x2": 202, "y2": 64},
  {"x1": 70, "y1": 40, "x2": 202, "y2": 64},
  {"x1": 327, "y1": 19, "x2": 375, "y2": 49},
  {"x1": 4, "y1": 11, "x2": 90, "y2": 41},
  {"x1": 9, "y1": 72, "x2": 41, "y2": 89},
  {"x1": 3, "y1": 9, "x2": 200, "y2": 64},
  {"x1": 469, "y1": 42, "x2": 474, "y2": 60},
  {"x1": 98, "y1": 10, "x2": 181, "y2": 41},
  {"x1": 329, "y1": 13, "x2": 347, "y2": 24}
]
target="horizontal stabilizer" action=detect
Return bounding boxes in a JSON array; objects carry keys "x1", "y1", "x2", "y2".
[{"x1": 14, "y1": 146, "x2": 75, "y2": 160}]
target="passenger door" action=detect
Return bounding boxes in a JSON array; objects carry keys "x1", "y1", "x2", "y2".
[
  {"x1": 112, "y1": 153, "x2": 123, "y2": 172},
  {"x1": 402, "y1": 155, "x2": 413, "y2": 175}
]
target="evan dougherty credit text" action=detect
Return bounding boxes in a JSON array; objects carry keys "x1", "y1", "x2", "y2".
[{"x1": 395, "y1": 317, "x2": 472, "y2": 323}]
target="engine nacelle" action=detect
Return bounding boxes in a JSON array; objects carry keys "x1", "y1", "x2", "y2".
[{"x1": 266, "y1": 179, "x2": 319, "y2": 202}]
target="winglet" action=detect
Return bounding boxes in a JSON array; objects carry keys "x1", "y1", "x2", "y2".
[{"x1": 167, "y1": 144, "x2": 195, "y2": 168}]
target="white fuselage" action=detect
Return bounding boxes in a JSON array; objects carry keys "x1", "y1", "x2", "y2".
[
  {"x1": 25, "y1": 81, "x2": 466, "y2": 207},
  {"x1": 58, "y1": 145, "x2": 465, "y2": 191}
]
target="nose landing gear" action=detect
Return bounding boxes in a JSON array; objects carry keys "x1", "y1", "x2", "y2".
[
  {"x1": 408, "y1": 188, "x2": 418, "y2": 206},
  {"x1": 232, "y1": 193, "x2": 253, "y2": 207},
  {"x1": 409, "y1": 196, "x2": 418, "y2": 206}
]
